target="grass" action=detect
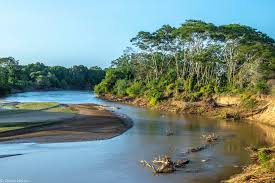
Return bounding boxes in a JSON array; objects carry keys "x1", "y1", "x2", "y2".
[
  {"x1": 46, "y1": 106, "x2": 77, "y2": 113},
  {"x1": 0, "y1": 102, "x2": 77, "y2": 134},
  {"x1": 15, "y1": 102, "x2": 59, "y2": 110},
  {"x1": 0, "y1": 122, "x2": 33, "y2": 133},
  {"x1": 0, "y1": 126, "x2": 23, "y2": 132},
  {"x1": 258, "y1": 147, "x2": 275, "y2": 171},
  {"x1": 225, "y1": 146, "x2": 275, "y2": 183},
  {"x1": 0, "y1": 122, "x2": 52, "y2": 133}
]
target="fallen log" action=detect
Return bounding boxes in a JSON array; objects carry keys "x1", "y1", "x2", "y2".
[
  {"x1": 202, "y1": 133, "x2": 218, "y2": 143},
  {"x1": 181, "y1": 133, "x2": 219, "y2": 155},
  {"x1": 166, "y1": 129, "x2": 175, "y2": 136},
  {"x1": 175, "y1": 159, "x2": 190, "y2": 168},
  {"x1": 186, "y1": 144, "x2": 208, "y2": 153},
  {"x1": 140, "y1": 155, "x2": 189, "y2": 174}
]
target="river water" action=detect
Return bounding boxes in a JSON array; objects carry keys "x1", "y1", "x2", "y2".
[{"x1": 0, "y1": 91, "x2": 271, "y2": 183}]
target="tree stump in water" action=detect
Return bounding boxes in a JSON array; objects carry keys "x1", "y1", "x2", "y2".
[
  {"x1": 140, "y1": 155, "x2": 189, "y2": 174},
  {"x1": 152, "y1": 156, "x2": 176, "y2": 173},
  {"x1": 202, "y1": 133, "x2": 218, "y2": 143}
]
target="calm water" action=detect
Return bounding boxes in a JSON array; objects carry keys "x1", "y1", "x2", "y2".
[{"x1": 0, "y1": 91, "x2": 271, "y2": 183}]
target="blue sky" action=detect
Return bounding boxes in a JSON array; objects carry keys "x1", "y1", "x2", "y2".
[{"x1": 0, "y1": 0, "x2": 274, "y2": 68}]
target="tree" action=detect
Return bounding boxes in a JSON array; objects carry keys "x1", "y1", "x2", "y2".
[{"x1": 95, "y1": 20, "x2": 275, "y2": 101}]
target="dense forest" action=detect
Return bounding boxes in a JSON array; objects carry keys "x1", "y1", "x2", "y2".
[
  {"x1": 0, "y1": 57, "x2": 105, "y2": 95},
  {"x1": 95, "y1": 20, "x2": 275, "y2": 105}
]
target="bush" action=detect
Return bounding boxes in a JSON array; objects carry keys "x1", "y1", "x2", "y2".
[
  {"x1": 199, "y1": 84, "x2": 214, "y2": 96},
  {"x1": 166, "y1": 83, "x2": 176, "y2": 96},
  {"x1": 113, "y1": 79, "x2": 128, "y2": 97},
  {"x1": 126, "y1": 82, "x2": 143, "y2": 97},
  {"x1": 183, "y1": 77, "x2": 194, "y2": 92},
  {"x1": 148, "y1": 90, "x2": 162, "y2": 106},
  {"x1": 175, "y1": 78, "x2": 184, "y2": 93},
  {"x1": 258, "y1": 148, "x2": 274, "y2": 171},
  {"x1": 94, "y1": 81, "x2": 109, "y2": 94},
  {"x1": 240, "y1": 94, "x2": 258, "y2": 110},
  {"x1": 188, "y1": 92, "x2": 203, "y2": 102},
  {"x1": 255, "y1": 81, "x2": 269, "y2": 94}
]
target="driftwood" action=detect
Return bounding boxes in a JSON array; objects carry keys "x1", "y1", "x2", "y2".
[
  {"x1": 140, "y1": 155, "x2": 189, "y2": 174},
  {"x1": 186, "y1": 144, "x2": 208, "y2": 154},
  {"x1": 202, "y1": 133, "x2": 218, "y2": 143},
  {"x1": 243, "y1": 104, "x2": 269, "y2": 118},
  {"x1": 182, "y1": 133, "x2": 219, "y2": 155},
  {"x1": 174, "y1": 159, "x2": 190, "y2": 168},
  {"x1": 166, "y1": 129, "x2": 175, "y2": 136},
  {"x1": 140, "y1": 134, "x2": 219, "y2": 174}
]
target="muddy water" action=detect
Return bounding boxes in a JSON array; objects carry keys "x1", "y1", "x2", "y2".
[{"x1": 0, "y1": 91, "x2": 272, "y2": 183}]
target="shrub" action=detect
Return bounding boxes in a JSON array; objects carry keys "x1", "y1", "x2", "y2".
[
  {"x1": 240, "y1": 94, "x2": 258, "y2": 110},
  {"x1": 149, "y1": 90, "x2": 162, "y2": 106},
  {"x1": 199, "y1": 84, "x2": 214, "y2": 96},
  {"x1": 189, "y1": 92, "x2": 203, "y2": 102},
  {"x1": 113, "y1": 79, "x2": 128, "y2": 97},
  {"x1": 166, "y1": 83, "x2": 176, "y2": 96},
  {"x1": 94, "y1": 81, "x2": 109, "y2": 94},
  {"x1": 183, "y1": 77, "x2": 194, "y2": 92},
  {"x1": 258, "y1": 148, "x2": 274, "y2": 171},
  {"x1": 126, "y1": 82, "x2": 143, "y2": 97},
  {"x1": 255, "y1": 81, "x2": 269, "y2": 94},
  {"x1": 175, "y1": 78, "x2": 184, "y2": 93}
]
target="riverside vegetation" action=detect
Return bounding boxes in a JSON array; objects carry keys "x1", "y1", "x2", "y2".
[
  {"x1": 1, "y1": 19, "x2": 274, "y2": 182},
  {"x1": 94, "y1": 20, "x2": 275, "y2": 121},
  {"x1": 95, "y1": 20, "x2": 274, "y2": 101},
  {"x1": 94, "y1": 20, "x2": 275, "y2": 181},
  {"x1": 0, "y1": 58, "x2": 105, "y2": 96}
]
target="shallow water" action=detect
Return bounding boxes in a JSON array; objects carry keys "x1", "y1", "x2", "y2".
[{"x1": 0, "y1": 91, "x2": 271, "y2": 183}]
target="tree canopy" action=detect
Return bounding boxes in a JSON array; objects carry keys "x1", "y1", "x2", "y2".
[
  {"x1": 0, "y1": 58, "x2": 105, "y2": 95},
  {"x1": 95, "y1": 20, "x2": 275, "y2": 104}
]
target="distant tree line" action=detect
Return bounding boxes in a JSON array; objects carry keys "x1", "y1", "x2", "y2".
[
  {"x1": 95, "y1": 20, "x2": 275, "y2": 105},
  {"x1": 0, "y1": 57, "x2": 105, "y2": 95}
]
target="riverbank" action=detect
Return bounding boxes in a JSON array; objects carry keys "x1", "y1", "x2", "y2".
[
  {"x1": 225, "y1": 146, "x2": 275, "y2": 183},
  {"x1": 98, "y1": 94, "x2": 275, "y2": 126},
  {"x1": 98, "y1": 93, "x2": 275, "y2": 182},
  {"x1": 0, "y1": 102, "x2": 132, "y2": 143}
]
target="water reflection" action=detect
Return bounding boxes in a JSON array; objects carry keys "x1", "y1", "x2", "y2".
[{"x1": 0, "y1": 91, "x2": 273, "y2": 183}]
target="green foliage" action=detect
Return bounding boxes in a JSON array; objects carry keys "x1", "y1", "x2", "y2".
[
  {"x1": 189, "y1": 92, "x2": 203, "y2": 102},
  {"x1": 199, "y1": 84, "x2": 214, "y2": 96},
  {"x1": 126, "y1": 82, "x2": 143, "y2": 97},
  {"x1": 0, "y1": 58, "x2": 105, "y2": 96},
  {"x1": 258, "y1": 148, "x2": 274, "y2": 171},
  {"x1": 113, "y1": 79, "x2": 128, "y2": 97},
  {"x1": 255, "y1": 81, "x2": 269, "y2": 94},
  {"x1": 16, "y1": 102, "x2": 58, "y2": 110},
  {"x1": 165, "y1": 83, "x2": 176, "y2": 96},
  {"x1": 94, "y1": 80, "x2": 109, "y2": 94},
  {"x1": 240, "y1": 94, "x2": 258, "y2": 110},
  {"x1": 258, "y1": 149, "x2": 271, "y2": 163},
  {"x1": 148, "y1": 90, "x2": 162, "y2": 106},
  {"x1": 93, "y1": 20, "x2": 274, "y2": 102}
]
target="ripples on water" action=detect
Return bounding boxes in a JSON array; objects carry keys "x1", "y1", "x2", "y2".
[{"x1": 0, "y1": 91, "x2": 271, "y2": 183}]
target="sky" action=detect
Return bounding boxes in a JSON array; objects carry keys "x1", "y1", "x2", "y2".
[{"x1": 0, "y1": 0, "x2": 274, "y2": 68}]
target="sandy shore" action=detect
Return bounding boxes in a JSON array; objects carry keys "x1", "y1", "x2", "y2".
[{"x1": 0, "y1": 103, "x2": 132, "y2": 143}]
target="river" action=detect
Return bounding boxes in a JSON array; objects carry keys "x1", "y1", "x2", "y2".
[{"x1": 0, "y1": 91, "x2": 271, "y2": 183}]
